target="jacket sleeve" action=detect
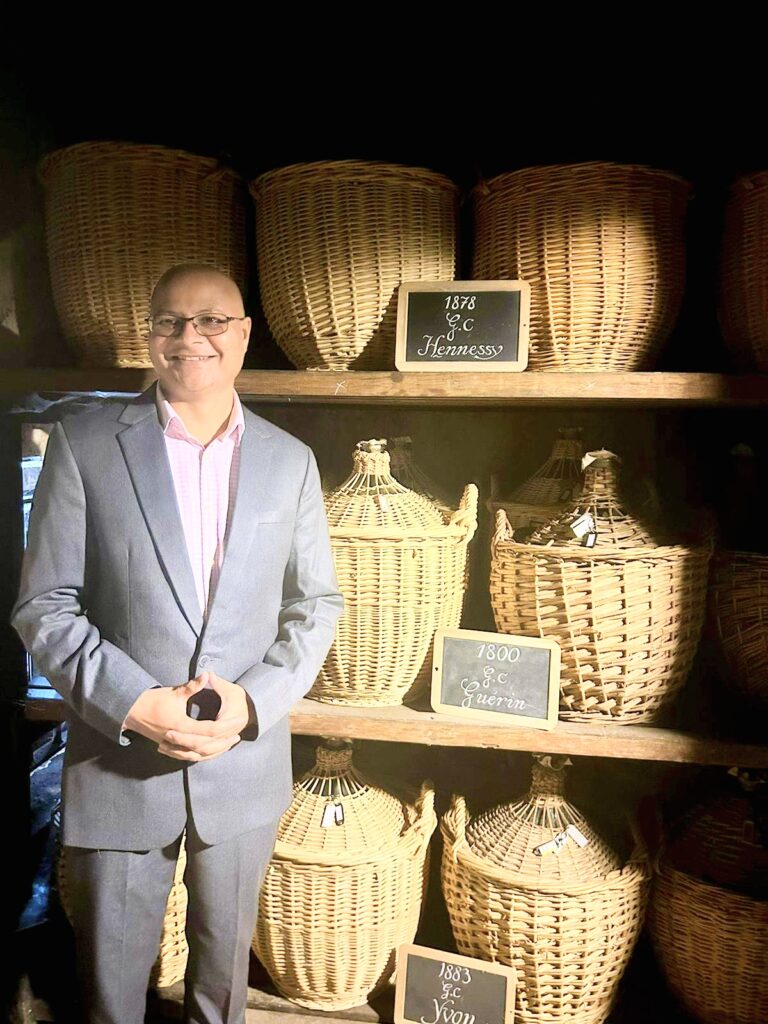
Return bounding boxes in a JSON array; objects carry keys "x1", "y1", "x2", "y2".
[
  {"x1": 233, "y1": 446, "x2": 343, "y2": 738},
  {"x1": 11, "y1": 421, "x2": 162, "y2": 746}
]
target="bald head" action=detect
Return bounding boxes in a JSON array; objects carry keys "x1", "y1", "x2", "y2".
[{"x1": 150, "y1": 264, "x2": 245, "y2": 316}]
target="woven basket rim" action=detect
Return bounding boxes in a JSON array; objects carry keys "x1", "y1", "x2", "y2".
[
  {"x1": 473, "y1": 160, "x2": 691, "y2": 197},
  {"x1": 713, "y1": 548, "x2": 768, "y2": 563},
  {"x1": 493, "y1": 536, "x2": 713, "y2": 559},
  {"x1": 38, "y1": 140, "x2": 242, "y2": 183},
  {"x1": 273, "y1": 803, "x2": 436, "y2": 866},
  {"x1": 656, "y1": 858, "x2": 768, "y2": 910},
  {"x1": 727, "y1": 170, "x2": 768, "y2": 195},
  {"x1": 250, "y1": 159, "x2": 459, "y2": 195},
  {"x1": 441, "y1": 812, "x2": 649, "y2": 894}
]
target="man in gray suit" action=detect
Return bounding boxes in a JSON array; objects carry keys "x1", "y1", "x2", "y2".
[{"x1": 12, "y1": 265, "x2": 343, "y2": 1024}]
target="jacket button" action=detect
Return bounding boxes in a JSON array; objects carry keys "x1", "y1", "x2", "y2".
[{"x1": 198, "y1": 655, "x2": 210, "y2": 667}]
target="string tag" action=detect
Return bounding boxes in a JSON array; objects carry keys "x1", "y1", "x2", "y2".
[
  {"x1": 534, "y1": 831, "x2": 569, "y2": 857},
  {"x1": 570, "y1": 512, "x2": 596, "y2": 539},
  {"x1": 566, "y1": 824, "x2": 590, "y2": 847},
  {"x1": 321, "y1": 803, "x2": 336, "y2": 828}
]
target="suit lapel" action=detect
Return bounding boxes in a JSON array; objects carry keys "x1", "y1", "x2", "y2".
[
  {"x1": 117, "y1": 388, "x2": 204, "y2": 637},
  {"x1": 206, "y1": 408, "x2": 275, "y2": 625}
]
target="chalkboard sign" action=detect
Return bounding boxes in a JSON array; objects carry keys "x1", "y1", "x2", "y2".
[
  {"x1": 431, "y1": 627, "x2": 560, "y2": 731},
  {"x1": 395, "y1": 281, "x2": 530, "y2": 372},
  {"x1": 395, "y1": 944, "x2": 516, "y2": 1024}
]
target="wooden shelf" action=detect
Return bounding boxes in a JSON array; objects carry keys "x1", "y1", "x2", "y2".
[
  {"x1": 25, "y1": 697, "x2": 768, "y2": 767},
  {"x1": 4, "y1": 368, "x2": 768, "y2": 406}
]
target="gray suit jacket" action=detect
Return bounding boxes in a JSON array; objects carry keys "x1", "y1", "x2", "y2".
[{"x1": 12, "y1": 386, "x2": 343, "y2": 850}]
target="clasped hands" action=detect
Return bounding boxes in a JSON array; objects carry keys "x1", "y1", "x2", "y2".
[{"x1": 124, "y1": 671, "x2": 252, "y2": 762}]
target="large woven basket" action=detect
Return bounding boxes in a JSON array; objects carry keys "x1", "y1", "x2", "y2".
[
  {"x1": 472, "y1": 162, "x2": 690, "y2": 371},
  {"x1": 720, "y1": 171, "x2": 768, "y2": 371},
  {"x1": 313, "y1": 439, "x2": 478, "y2": 706},
  {"x1": 490, "y1": 450, "x2": 712, "y2": 723},
  {"x1": 39, "y1": 141, "x2": 248, "y2": 367},
  {"x1": 710, "y1": 550, "x2": 768, "y2": 711},
  {"x1": 250, "y1": 160, "x2": 458, "y2": 369},
  {"x1": 489, "y1": 427, "x2": 584, "y2": 534},
  {"x1": 442, "y1": 755, "x2": 650, "y2": 1024},
  {"x1": 253, "y1": 741, "x2": 436, "y2": 1010},
  {"x1": 650, "y1": 861, "x2": 768, "y2": 1024},
  {"x1": 57, "y1": 834, "x2": 188, "y2": 989}
]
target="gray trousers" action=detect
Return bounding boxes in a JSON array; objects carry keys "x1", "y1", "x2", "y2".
[{"x1": 64, "y1": 816, "x2": 279, "y2": 1024}]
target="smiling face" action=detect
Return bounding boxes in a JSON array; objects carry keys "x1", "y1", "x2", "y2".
[{"x1": 148, "y1": 268, "x2": 251, "y2": 404}]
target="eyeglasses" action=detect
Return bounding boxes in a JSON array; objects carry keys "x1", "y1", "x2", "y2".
[{"x1": 145, "y1": 314, "x2": 247, "y2": 338}]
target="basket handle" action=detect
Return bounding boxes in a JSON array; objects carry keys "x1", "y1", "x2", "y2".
[
  {"x1": 449, "y1": 483, "x2": 479, "y2": 538},
  {"x1": 492, "y1": 507, "x2": 513, "y2": 549}
]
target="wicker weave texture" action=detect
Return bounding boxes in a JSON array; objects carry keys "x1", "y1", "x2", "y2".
[
  {"x1": 710, "y1": 550, "x2": 768, "y2": 710},
  {"x1": 490, "y1": 512, "x2": 711, "y2": 723},
  {"x1": 472, "y1": 162, "x2": 690, "y2": 371},
  {"x1": 649, "y1": 862, "x2": 768, "y2": 1024},
  {"x1": 314, "y1": 485, "x2": 478, "y2": 705},
  {"x1": 57, "y1": 836, "x2": 188, "y2": 988},
  {"x1": 251, "y1": 161, "x2": 458, "y2": 369},
  {"x1": 442, "y1": 797, "x2": 650, "y2": 1024},
  {"x1": 39, "y1": 141, "x2": 247, "y2": 367},
  {"x1": 720, "y1": 172, "x2": 768, "y2": 371},
  {"x1": 253, "y1": 783, "x2": 436, "y2": 1010}
]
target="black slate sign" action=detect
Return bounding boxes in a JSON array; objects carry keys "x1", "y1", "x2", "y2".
[
  {"x1": 431, "y1": 628, "x2": 560, "y2": 731},
  {"x1": 395, "y1": 282, "x2": 530, "y2": 372},
  {"x1": 395, "y1": 945, "x2": 516, "y2": 1024}
]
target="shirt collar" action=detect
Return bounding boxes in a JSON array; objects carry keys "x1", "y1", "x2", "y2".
[{"x1": 155, "y1": 383, "x2": 245, "y2": 445}]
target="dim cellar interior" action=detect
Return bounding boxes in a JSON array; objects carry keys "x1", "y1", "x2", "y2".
[{"x1": 3, "y1": 89, "x2": 768, "y2": 1024}]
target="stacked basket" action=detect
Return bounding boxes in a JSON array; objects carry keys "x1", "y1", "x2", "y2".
[
  {"x1": 472, "y1": 162, "x2": 690, "y2": 371},
  {"x1": 57, "y1": 835, "x2": 188, "y2": 988},
  {"x1": 490, "y1": 450, "x2": 712, "y2": 722},
  {"x1": 649, "y1": 769, "x2": 768, "y2": 1024},
  {"x1": 720, "y1": 171, "x2": 768, "y2": 370},
  {"x1": 250, "y1": 160, "x2": 458, "y2": 369},
  {"x1": 489, "y1": 428, "x2": 584, "y2": 534},
  {"x1": 252, "y1": 741, "x2": 436, "y2": 1010},
  {"x1": 442, "y1": 754, "x2": 650, "y2": 1024},
  {"x1": 39, "y1": 141, "x2": 247, "y2": 367},
  {"x1": 313, "y1": 439, "x2": 478, "y2": 705},
  {"x1": 710, "y1": 550, "x2": 768, "y2": 711}
]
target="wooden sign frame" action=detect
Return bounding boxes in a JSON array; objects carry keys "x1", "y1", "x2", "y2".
[
  {"x1": 395, "y1": 944, "x2": 516, "y2": 1024},
  {"x1": 431, "y1": 627, "x2": 560, "y2": 731},
  {"x1": 395, "y1": 281, "x2": 530, "y2": 372}
]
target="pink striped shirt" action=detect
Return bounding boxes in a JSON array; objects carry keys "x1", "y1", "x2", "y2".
[{"x1": 156, "y1": 384, "x2": 244, "y2": 618}]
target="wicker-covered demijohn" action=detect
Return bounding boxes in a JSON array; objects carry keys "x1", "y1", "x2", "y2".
[
  {"x1": 489, "y1": 427, "x2": 584, "y2": 534},
  {"x1": 39, "y1": 141, "x2": 248, "y2": 367},
  {"x1": 57, "y1": 834, "x2": 188, "y2": 989},
  {"x1": 314, "y1": 439, "x2": 478, "y2": 706},
  {"x1": 442, "y1": 754, "x2": 650, "y2": 1024},
  {"x1": 472, "y1": 162, "x2": 690, "y2": 371},
  {"x1": 490, "y1": 449, "x2": 712, "y2": 723},
  {"x1": 649, "y1": 769, "x2": 768, "y2": 1024},
  {"x1": 252, "y1": 741, "x2": 436, "y2": 1010},
  {"x1": 250, "y1": 160, "x2": 458, "y2": 370},
  {"x1": 710, "y1": 549, "x2": 768, "y2": 712},
  {"x1": 720, "y1": 170, "x2": 768, "y2": 371}
]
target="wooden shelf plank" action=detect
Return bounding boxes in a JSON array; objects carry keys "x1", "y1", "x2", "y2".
[
  {"x1": 4, "y1": 368, "x2": 768, "y2": 406},
  {"x1": 26, "y1": 697, "x2": 768, "y2": 767}
]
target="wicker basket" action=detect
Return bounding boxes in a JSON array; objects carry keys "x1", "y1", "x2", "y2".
[
  {"x1": 472, "y1": 162, "x2": 690, "y2": 371},
  {"x1": 252, "y1": 741, "x2": 436, "y2": 1010},
  {"x1": 57, "y1": 834, "x2": 188, "y2": 989},
  {"x1": 490, "y1": 450, "x2": 712, "y2": 723},
  {"x1": 313, "y1": 439, "x2": 478, "y2": 706},
  {"x1": 442, "y1": 755, "x2": 650, "y2": 1024},
  {"x1": 720, "y1": 171, "x2": 768, "y2": 371},
  {"x1": 39, "y1": 141, "x2": 248, "y2": 367},
  {"x1": 710, "y1": 550, "x2": 768, "y2": 711},
  {"x1": 250, "y1": 160, "x2": 458, "y2": 369},
  {"x1": 489, "y1": 428, "x2": 584, "y2": 534},
  {"x1": 666, "y1": 768, "x2": 768, "y2": 898},
  {"x1": 650, "y1": 860, "x2": 768, "y2": 1024}
]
